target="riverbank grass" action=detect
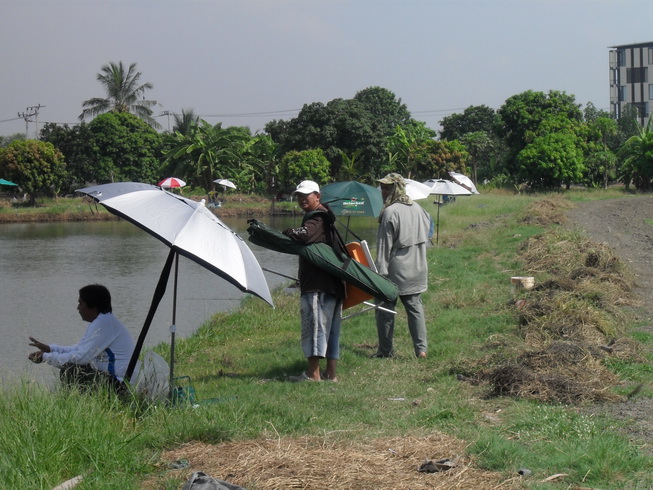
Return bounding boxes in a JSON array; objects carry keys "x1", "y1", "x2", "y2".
[{"x1": 1, "y1": 188, "x2": 652, "y2": 488}]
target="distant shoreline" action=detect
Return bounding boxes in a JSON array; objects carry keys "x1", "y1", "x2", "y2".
[{"x1": 0, "y1": 195, "x2": 299, "y2": 224}]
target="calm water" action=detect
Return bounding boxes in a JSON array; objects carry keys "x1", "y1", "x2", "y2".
[{"x1": 0, "y1": 215, "x2": 378, "y2": 386}]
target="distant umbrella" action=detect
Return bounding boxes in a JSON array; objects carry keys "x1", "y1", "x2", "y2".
[
  {"x1": 0, "y1": 178, "x2": 18, "y2": 187},
  {"x1": 423, "y1": 179, "x2": 472, "y2": 197},
  {"x1": 449, "y1": 171, "x2": 480, "y2": 194},
  {"x1": 404, "y1": 179, "x2": 432, "y2": 201},
  {"x1": 158, "y1": 177, "x2": 186, "y2": 189},
  {"x1": 213, "y1": 178, "x2": 237, "y2": 190},
  {"x1": 423, "y1": 179, "x2": 472, "y2": 244}
]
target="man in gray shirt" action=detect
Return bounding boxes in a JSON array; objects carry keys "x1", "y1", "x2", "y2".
[{"x1": 374, "y1": 173, "x2": 431, "y2": 358}]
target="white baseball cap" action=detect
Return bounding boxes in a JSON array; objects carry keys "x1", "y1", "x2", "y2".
[{"x1": 293, "y1": 180, "x2": 320, "y2": 195}]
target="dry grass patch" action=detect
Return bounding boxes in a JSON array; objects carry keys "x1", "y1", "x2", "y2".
[
  {"x1": 146, "y1": 433, "x2": 520, "y2": 489},
  {"x1": 520, "y1": 196, "x2": 573, "y2": 226},
  {"x1": 457, "y1": 197, "x2": 644, "y2": 405}
]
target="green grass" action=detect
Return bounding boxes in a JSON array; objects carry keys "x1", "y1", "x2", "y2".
[{"x1": 2, "y1": 188, "x2": 652, "y2": 488}]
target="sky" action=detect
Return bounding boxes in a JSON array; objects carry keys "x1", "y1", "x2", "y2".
[{"x1": 2, "y1": 0, "x2": 653, "y2": 139}]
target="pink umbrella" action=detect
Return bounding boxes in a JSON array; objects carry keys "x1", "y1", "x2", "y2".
[{"x1": 158, "y1": 177, "x2": 186, "y2": 189}]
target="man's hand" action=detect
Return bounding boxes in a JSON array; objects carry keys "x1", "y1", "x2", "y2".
[
  {"x1": 28, "y1": 336, "x2": 51, "y2": 353},
  {"x1": 28, "y1": 351, "x2": 44, "y2": 363}
]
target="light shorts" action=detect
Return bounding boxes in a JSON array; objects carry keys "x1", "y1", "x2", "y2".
[{"x1": 299, "y1": 291, "x2": 343, "y2": 359}]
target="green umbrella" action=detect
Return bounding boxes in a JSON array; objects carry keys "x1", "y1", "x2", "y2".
[
  {"x1": 320, "y1": 181, "x2": 383, "y2": 218},
  {"x1": 0, "y1": 178, "x2": 17, "y2": 186}
]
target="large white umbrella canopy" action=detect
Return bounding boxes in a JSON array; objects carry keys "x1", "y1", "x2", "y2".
[
  {"x1": 77, "y1": 182, "x2": 273, "y2": 386},
  {"x1": 404, "y1": 179, "x2": 433, "y2": 200},
  {"x1": 449, "y1": 171, "x2": 480, "y2": 194}
]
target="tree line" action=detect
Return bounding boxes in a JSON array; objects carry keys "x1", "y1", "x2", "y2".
[{"x1": 1, "y1": 61, "x2": 652, "y2": 205}]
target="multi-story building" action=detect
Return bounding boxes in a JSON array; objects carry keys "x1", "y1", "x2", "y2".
[{"x1": 609, "y1": 41, "x2": 653, "y2": 127}]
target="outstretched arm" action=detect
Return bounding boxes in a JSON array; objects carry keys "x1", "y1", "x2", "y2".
[{"x1": 28, "y1": 337, "x2": 51, "y2": 363}]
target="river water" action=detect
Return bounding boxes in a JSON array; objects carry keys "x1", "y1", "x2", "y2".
[{"x1": 0, "y1": 215, "x2": 377, "y2": 386}]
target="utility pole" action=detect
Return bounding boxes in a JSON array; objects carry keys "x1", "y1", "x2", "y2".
[{"x1": 17, "y1": 104, "x2": 45, "y2": 139}]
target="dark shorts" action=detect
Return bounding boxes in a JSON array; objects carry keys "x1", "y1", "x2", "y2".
[{"x1": 59, "y1": 363, "x2": 126, "y2": 394}]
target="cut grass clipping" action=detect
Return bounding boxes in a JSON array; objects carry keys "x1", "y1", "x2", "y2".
[{"x1": 457, "y1": 198, "x2": 644, "y2": 405}]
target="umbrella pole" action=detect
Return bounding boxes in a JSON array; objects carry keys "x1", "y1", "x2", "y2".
[
  {"x1": 169, "y1": 252, "x2": 179, "y2": 398},
  {"x1": 436, "y1": 201, "x2": 441, "y2": 245}
]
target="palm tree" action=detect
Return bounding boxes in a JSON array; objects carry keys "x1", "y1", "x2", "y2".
[
  {"x1": 172, "y1": 109, "x2": 200, "y2": 136},
  {"x1": 79, "y1": 61, "x2": 161, "y2": 129},
  {"x1": 619, "y1": 117, "x2": 653, "y2": 191}
]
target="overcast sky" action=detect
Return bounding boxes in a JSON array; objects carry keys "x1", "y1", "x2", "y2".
[{"x1": 2, "y1": 0, "x2": 652, "y2": 138}]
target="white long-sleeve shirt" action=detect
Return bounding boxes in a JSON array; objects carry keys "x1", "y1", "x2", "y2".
[{"x1": 43, "y1": 312, "x2": 135, "y2": 381}]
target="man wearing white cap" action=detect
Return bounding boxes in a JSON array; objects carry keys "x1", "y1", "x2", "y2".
[{"x1": 282, "y1": 180, "x2": 346, "y2": 381}]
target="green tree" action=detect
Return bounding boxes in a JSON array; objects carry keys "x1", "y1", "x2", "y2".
[
  {"x1": 619, "y1": 118, "x2": 653, "y2": 191},
  {"x1": 278, "y1": 149, "x2": 331, "y2": 190},
  {"x1": 87, "y1": 112, "x2": 163, "y2": 183},
  {"x1": 584, "y1": 117, "x2": 619, "y2": 188},
  {"x1": 496, "y1": 90, "x2": 583, "y2": 181},
  {"x1": 353, "y1": 86, "x2": 411, "y2": 136},
  {"x1": 79, "y1": 61, "x2": 161, "y2": 129},
  {"x1": 516, "y1": 131, "x2": 585, "y2": 190},
  {"x1": 408, "y1": 139, "x2": 469, "y2": 181},
  {"x1": 439, "y1": 105, "x2": 499, "y2": 140},
  {"x1": 336, "y1": 149, "x2": 363, "y2": 182},
  {"x1": 617, "y1": 105, "x2": 642, "y2": 145},
  {"x1": 459, "y1": 131, "x2": 498, "y2": 185},
  {"x1": 40, "y1": 122, "x2": 95, "y2": 191},
  {"x1": 385, "y1": 121, "x2": 436, "y2": 177},
  {"x1": 172, "y1": 109, "x2": 200, "y2": 136},
  {"x1": 1, "y1": 133, "x2": 26, "y2": 148},
  {"x1": 266, "y1": 87, "x2": 415, "y2": 181},
  {"x1": 583, "y1": 102, "x2": 611, "y2": 123},
  {"x1": 245, "y1": 133, "x2": 280, "y2": 193},
  {"x1": 163, "y1": 121, "x2": 251, "y2": 191},
  {"x1": 0, "y1": 140, "x2": 66, "y2": 205}
]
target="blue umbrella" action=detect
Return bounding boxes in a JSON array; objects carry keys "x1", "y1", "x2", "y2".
[{"x1": 0, "y1": 178, "x2": 18, "y2": 186}]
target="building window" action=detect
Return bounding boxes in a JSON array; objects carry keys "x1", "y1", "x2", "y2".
[
  {"x1": 631, "y1": 102, "x2": 648, "y2": 118},
  {"x1": 649, "y1": 84, "x2": 653, "y2": 100},
  {"x1": 619, "y1": 85, "x2": 627, "y2": 102},
  {"x1": 649, "y1": 48, "x2": 653, "y2": 65},
  {"x1": 618, "y1": 49, "x2": 626, "y2": 67},
  {"x1": 627, "y1": 67, "x2": 648, "y2": 83}
]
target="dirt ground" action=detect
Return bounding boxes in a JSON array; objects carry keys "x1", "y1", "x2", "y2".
[{"x1": 566, "y1": 195, "x2": 653, "y2": 453}]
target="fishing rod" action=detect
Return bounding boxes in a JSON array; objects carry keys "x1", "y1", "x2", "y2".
[{"x1": 262, "y1": 267, "x2": 298, "y2": 282}]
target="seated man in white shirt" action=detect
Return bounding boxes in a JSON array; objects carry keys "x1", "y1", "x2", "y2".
[{"x1": 28, "y1": 284, "x2": 135, "y2": 393}]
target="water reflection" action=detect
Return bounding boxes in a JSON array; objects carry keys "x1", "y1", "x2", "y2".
[{"x1": 0, "y1": 215, "x2": 378, "y2": 386}]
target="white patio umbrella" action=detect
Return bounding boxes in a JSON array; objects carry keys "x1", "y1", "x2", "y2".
[
  {"x1": 423, "y1": 179, "x2": 473, "y2": 244},
  {"x1": 213, "y1": 178, "x2": 237, "y2": 189},
  {"x1": 77, "y1": 182, "x2": 273, "y2": 390},
  {"x1": 449, "y1": 171, "x2": 480, "y2": 194},
  {"x1": 404, "y1": 178, "x2": 432, "y2": 200}
]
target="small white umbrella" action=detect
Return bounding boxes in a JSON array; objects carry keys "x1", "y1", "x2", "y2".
[
  {"x1": 404, "y1": 179, "x2": 432, "y2": 201},
  {"x1": 423, "y1": 179, "x2": 472, "y2": 244},
  {"x1": 213, "y1": 178, "x2": 237, "y2": 190},
  {"x1": 77, "y1": 182, "x2": 273, "y2": 391},
  {"x1": 423, "y1": 179, "x2": 473, "y2": 197},
  {"x1": 449, "y1": 171, "x2": 480, "y2": 194}
]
